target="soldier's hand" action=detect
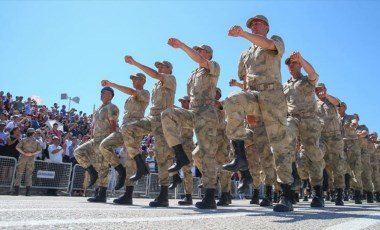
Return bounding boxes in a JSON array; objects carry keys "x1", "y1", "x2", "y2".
[
  {"x1": 228, "y1": 25, "x2": 243, "y2": 37},
  {"x1": 124, "y1": 55, "x2": 135, "y2": 65},
  {"x1": 229, "y1": 79, "x2": 238, "y2": 87},
  {"x1": 167, "y1": 38, "x2": 182, "y2": 48},
  {"x1": 289, "y1": 51, "x2": 302, "y2": 63},
  {"x1": 101, "y1": 80, "x2": 111, "y2": 87}
]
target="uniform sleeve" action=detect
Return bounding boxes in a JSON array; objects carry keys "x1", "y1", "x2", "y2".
[
  {"x1": 308, "y1": 74, "x2": 319, "y2": 86},
  {"x1": 271, "y1": 35, "x2": 285, "y2": 57},
  {"x1": 162, "y1": 74, "x2": 176, "y2": 92},
  {"x1": 238, "y1": 51, "x2": 247, "y2": 81},
  {"x1": 207, "y1": 60, "x2": 220, "y2": 77}
]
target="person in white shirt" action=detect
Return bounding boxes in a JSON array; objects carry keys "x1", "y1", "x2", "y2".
[
  {"x1": 47, "y1": 135, "x2": 64, "y2": 196},
  {"x1": 0, "y1": 122, "x2": 8, "y2": 155}
]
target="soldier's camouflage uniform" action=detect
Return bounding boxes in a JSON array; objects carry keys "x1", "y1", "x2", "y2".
[
  {"x1": 122, "y1": 74, "x2": 176, "y2": 186},
  {"x1": 99, "y1": 89, "x2": 150, "y2": 186},
  {"x1": 74, "y1": 101, "x2": 119, "y2": 187},
  {"x1": 317, "y1": 99, "x2": 346, "y2": 190},
  {"x1": 180, "y1": 127, "x2": 194, "y2": 195},
  {"x1": 223, "y1": 35, "x2": 293, "y2": 185},
  {"x1": 357, "y1": 124, "x2": 372, "y2": 192},
  {"x1": 162, "y1": 60, "x2": 220, "y2": 189},
  {"x1": 14, "y1": 136, "x2": 42, "y2": 186}
]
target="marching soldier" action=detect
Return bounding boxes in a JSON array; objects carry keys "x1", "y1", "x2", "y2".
[
  {"x1": 74, "y1": 87, "x2": 119, "y2": 203},
  {"x1": 99, "y1": 73, "x2": 150, "y2": 205}
]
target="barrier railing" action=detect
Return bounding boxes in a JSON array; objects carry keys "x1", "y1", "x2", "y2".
[{"x1": 0, "y1": 156, "x2": 17, "y2": 191}]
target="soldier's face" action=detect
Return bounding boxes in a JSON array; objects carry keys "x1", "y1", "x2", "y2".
[
  {"x1": 315, "y1": 87, "x2": 326, "y2": 99},
  {"x1": 250, "y1": 20, "x2": 268, "y2": 35},
  {"x1": 197, "y1": 49, "x2": 212, "y2": 60},
  {"x1": 132, "y1": 78, "x2": 145, "y2": 89},
  {"x1": 180, "y1": 100, "x2": 190, "y2": 109},
  {"x1": 101, "y1": 91, "x2": 113, "y2": 103},
  {"x1": 157, "y1": 64, "x2": 171, "y2": 74}
]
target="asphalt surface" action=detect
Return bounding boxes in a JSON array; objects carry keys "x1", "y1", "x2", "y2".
[{"x1": 1, "y1": 195, "x2": 380, "y2": 230}]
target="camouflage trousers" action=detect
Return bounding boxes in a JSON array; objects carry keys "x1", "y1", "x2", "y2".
[
  {"x1": 344, "y1": 139, "x2": 362, "y2": 190},
  {"x1": 320, "y1": 132, "x2": 346, "y2": 190},
  {"x1": 122, "y1": 115, "x2": 173, "y2": 186},
  {"x1": 193, "y1": 129, "x2": 231, "y2": 193},
  {"x1": 180, "y1": 134, "x2": 194, "y2": 195},
  {"x1": 361, "y1": 149, "x2": 373, "y2": 191},
  {"x1": 99, "y1": 131, "x2": 136, "y2": 187},
  {"x1": 14, "y1": 155, "x2": 35, "y2": 186},
  {"x1": 224, "y1": 89, "x2": 293, "y2": 185},
  {"x1": 245, "y1": 123, "x2": 275, "y2": 189},
  {"x1": 287, "y1": 116, "x2": 324, "y2": 187},
  {"x1": 74, "y1": 139, "x2": 109, "y2": 187},
  {"x1": 371, "y1": 153, "x2": 380, "y2": 192},
  {"x1": 162, "y1": 106, "x2": 219, "y2": 189}
]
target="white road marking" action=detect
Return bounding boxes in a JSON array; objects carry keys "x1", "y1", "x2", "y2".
[
  {"x1": 326, "y1": 212, "x2": 380, "y2": 230},
  {"x1": 0, "y1": 212, "x2": 256, "y2": 227}
]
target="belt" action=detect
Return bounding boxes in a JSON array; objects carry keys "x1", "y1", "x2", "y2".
[
  {"x1": 288, "y1": 112, "x2": 315, "y2": 118},
  {"x1": 249, "y1": 82, "x2": 282, "y2": 91}
]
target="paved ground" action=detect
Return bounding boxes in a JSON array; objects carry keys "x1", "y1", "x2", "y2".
[{"x1": 1, "y1": 195, "x2": 380, "y2": 230}]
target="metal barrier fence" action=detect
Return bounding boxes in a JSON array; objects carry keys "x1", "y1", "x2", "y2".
[
  {"x1": 0, "y1": 156, "x2": 17, "y2": 191},
  {"x1": 70, "y1": 164, "x2": 149, "y2": 196},
  {"x1": 21, "y1": 160, "x2": 72, "y2": 190}
]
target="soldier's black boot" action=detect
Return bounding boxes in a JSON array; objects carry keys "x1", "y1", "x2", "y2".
[
  {"x1": 114, "y1": 164, "x2": 126, "y2": 190},
  {"x1": 149, "y1": 186, "x2": 169, "y2": 207},
  {"x1": 113, "y1": 186, "x2": 133, "y2": 205},
  {"x1": 330, "y1": 190, "x2": 336, "y2": 202},
  {"x1": 168, "y1": 144, "x2": 190, "y2": 173},
  {"x1": 366, "y1": 191, "x2": 374, "y2": 203},
  {"x1": 168, "y1": 173, "x2": 182, "y2": 190},
  {"x1": 12, "y1": 186, "x2": 19, "y2": 196},
  {"x1": 87, "y1": 186, "x2": 107, "y2": 203},
  {"x1": 25, "y1": 186, "x2": 31, "y2": 196},
  {"x1": 335, "y1": 188, "x2": 344, "y2": 206},
  {"x1": 237, "y1": 169, "x2": 253, "y2": 193},
  {"x1": 273, "y1": 191, "x2": 280, "y2": 203},
  {"x1": 375, "y1": 192, "x2": 380, "y2": 202},
  {"x1": 195, "y1": 188, "x2": 216, "y2": 209},
  {"x1": 217, "y1": 192, "x2": 231, "y2": 206},
  {"x1": 354, "y1": 190, "x2": 362, "y2": 204},
  {"x1": 222, "y1": 140, "x2": 248, "y2": 172},
  {"x1": 178, "y1": 194, "x2": 193, "y2": 205},
  {"x1": 130, "y1": 154, "x2": 150, "y2": 181},
  {"x1": 344, "y1": 173, "x2": 350, "y2": 201},
  {"x1": 310, "y1": 185, "x2": 324, "y2": 208},
  {"x1": 260, "y1": 186, "x2": 273, "y2": 207},
  {"x1": 290, "y1": 190, "x2": 297, "y2": 204},
  {"x1": 250, "y1": 189, "x2": 260, "y2": 205},
  {"x1": 295, "y1": 192, "x2": 300, "y2": 203},
  {"x1": 273, "y1": 184, "x2": 293, "y2": 212},
  {"x1": 86, "y1": 165, "x2": 98, "y2": 188}
]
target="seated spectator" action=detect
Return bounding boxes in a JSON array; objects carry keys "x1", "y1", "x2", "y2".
[{"x1": 5, "y1": 115, "x2": 20, "y2": 132}]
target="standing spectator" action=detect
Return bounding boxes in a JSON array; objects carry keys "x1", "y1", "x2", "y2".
[
  {"x1": 0, "y1": 99, "x2": 6, "y2": 114},
  {"x1": 47, "y1": 135, "x2": 64, "y2": 196},
  {"x1": 60, "y1": 105, "x2": 67, "y2": 117},
  {"x1": 5, "y1": 115, "x2": 20, "y2": 132},
  {"x1": 13, "y1": 128, "x2": 42, "y2": 196},
  {"x1": 6, "y1": 127, "x2": 21, "y2": 159},
  {"x1": 24, "y1": 97, "x2": 33, "y2": 115},
  {"x1": 13, "y1": 96, "x2": 25, "y2": 112},
  {"x1": 48, "y1": 123, "x2": 62, "y2": 141},
  {"x1": 34, "y1": 129, "x2": 47, "y2": 160},
  {"x1": 67, "y1": 136, "x2": 79, "y2": 165},
  {"x1": 0, "y1": 122, "x2": 8, "y2": 155},
  {"x1": 146, "y1": 147, "x2": 157, "y2": 173}
]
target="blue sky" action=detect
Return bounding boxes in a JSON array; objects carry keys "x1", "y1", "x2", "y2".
[{"x1": 1, "y1": 0, "x2": 380, "y2": 133}]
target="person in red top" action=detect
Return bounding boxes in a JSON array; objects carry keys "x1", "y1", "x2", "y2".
[{"x1": 48, "y1": 123, "x2": 62, "y2": 142}]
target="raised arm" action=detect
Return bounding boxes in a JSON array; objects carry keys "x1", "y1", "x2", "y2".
[
  {"x1": 167, "y1": 38, "x2": 209, "y2": 69},
  {"x1": 228, "y1": 25, "x2": 277, "y2": 51},
  {"x1": 101, "y1": 80, "x2": 137, "y2": 96},
  {"x1": 125, "y1": 56, "x2": 164, "y2": 81}
]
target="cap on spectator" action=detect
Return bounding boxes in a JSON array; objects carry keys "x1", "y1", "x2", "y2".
[
  {"x1": 154, "y1": 61, "x2": 173, "y2": 70},
  {"x1": 0, "y1": 121, "x2": 6, "y2": 126},
  {"x1": 193, "y1": 45, "x2": 213, "y2": 55},
  {"x1": 101, "y1": 87, "x2": 114, "y2": 98},
  {"x1": 26, "y1": 128, "x2": 35, "y2": 134},
  {"x1": 130, "y1": 73, "x2": 146, "y2": 80},
  {"x1": 178, "y1": 96, "x2": 190, "y2": 102},
  {"x1": 340, "y1": 102, "x2": 347, "y2": 108},
  {"x1": 52, "y1": 135, "x2": 59, "y2": 140},
  {"x1": 35, "y1": 129, "x2": 42, "y2": 133},
  {"x1": 370, "y1": 132, "x2": 378, "y2": 137},
  {"x1": 246, "y1": 15, "x2": 269, "y2": 28},
  {"x1": 315, "y1": 83, "x2": 326, "y2": 88}
]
